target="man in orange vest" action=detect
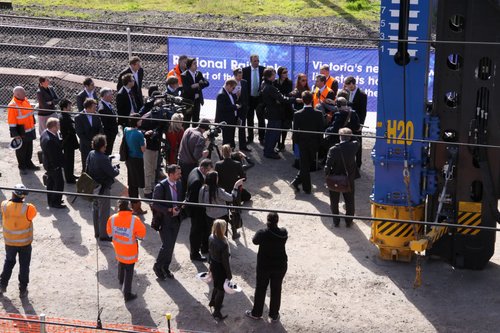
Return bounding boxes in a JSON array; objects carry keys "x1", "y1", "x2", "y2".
[
  {"x1": 167, "y1": 55, "x2": 188, "y2": 89},
  {"x1": 312, "y1": 75, "x2": 336, "y2": 110},
  {"x1": 320, "y1": 64, "x2": 339, "y2": 97},
  {"x1": 106, "y1": 200, "x2": 146, "y2": 302},
  {"x1": 7, "y1": 86, "x2": 40, "y2": 175},
  {"x1": 0, "y1": 184, "x2": 37, "y2": 298}
]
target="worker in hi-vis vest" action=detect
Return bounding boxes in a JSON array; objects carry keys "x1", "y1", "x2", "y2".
[
  {"x1": 106, "y1": 199, "x2": 146, "y2": 302},
  {"x1": 0, "y1": 184, "x2": 37, "y2": 298}
]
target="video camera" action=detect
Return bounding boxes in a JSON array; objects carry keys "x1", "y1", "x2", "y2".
[{"x1": 207, "y1": 121, "x2": 226, "y2": 141}]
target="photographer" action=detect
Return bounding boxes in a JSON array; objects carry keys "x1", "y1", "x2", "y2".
[
  {"x1": 86, "y1": 134, "x2": 120, "y2": 241},
  {"x1": 140, "y1": 96, "x2": 169, "y2": 199},
  {"x1": 178, "y1": 119, "x2": 210, "y2": 192}
]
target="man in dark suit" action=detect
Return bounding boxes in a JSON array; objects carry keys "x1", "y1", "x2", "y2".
[
  {"x1": 181, "y1": 58, "x2": 210, "y2": 127},
  {"x1": 152, "y1": 164, "x2": 185, "y2": 279},
  {"x1": 242, "y1": 54, "x2": 265, "y2": 144},
  {"x1": 116, "y1": 74, "x2": 137, "y2": 129},
  {"x1": 233, "y1": 68, "x2": 251, "y2": 152},
  {"x1": 76, "y1": 78, "x2": 98, "y2": 112},
  {"x1": 344, "y1": 76, "x2": 367, "y2": 170},
  {"x1": 186, "y1": 159, "x2": 213, "y2": 261},
  {"x1": 98, "y1": 87, "x2": 119, "y2": 155},
  {"x1": 58, "y1": 99, "x2": 79, "y2": 183},
  {"x1": 117, "y1": 56, "x2": 144, "y2": 109},
  {"x1": 291, "y1": 91, "x2": 325, "y2": 194},
  {"x1": 75, "y1": 98, "x2": 103, "y2": 172},
  {"x1": 325, "y1": 127, "x2": 360, "y2": 227},
  {"x1": 215, "y1": 145, "x2": 251, "y2": 206},
  {"x1": 215, "y1": 79, "x2": 240, "y2": 148},
  {"x1": 40, "y1": 117, "x2": 66, "y2": 209}
]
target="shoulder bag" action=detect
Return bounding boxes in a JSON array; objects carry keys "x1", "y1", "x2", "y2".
[{"x1": 325, "y1": 151, "x2": 352, "y2": 193}]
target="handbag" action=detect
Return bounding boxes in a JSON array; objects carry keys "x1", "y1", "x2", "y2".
[
  {"x1": 119, "y1": 129, "x2": 129, "y2": 162},
  {"x1": 325, "y1": 151, "x2": 352, "y2": 193},
  {"x1": 76, "y1": 172, "x2": 99, "y2": 199}
]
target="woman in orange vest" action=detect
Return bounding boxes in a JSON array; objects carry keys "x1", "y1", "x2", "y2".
[
  {"x1": 0, "y1": 184, "x2": 37, "y2": 298},
  {"x1": 106, "y1": 200, "x2": 146, "y2": 302},
  {"x1": 7, "y1": 86, "x2": 39, "y2": 174}
]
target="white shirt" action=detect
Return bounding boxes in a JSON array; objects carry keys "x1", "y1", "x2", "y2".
[
  {"x1": 85, "y1": 89, "x2": 94, "y2": 98},
  {"x1": 124, "y1": 87, "x2": 135, "y2": 114},
  {"x1": 349, "y1": 87, "x2": 358, "y2": 103},
  {"x1": 189, "y1": 70, "x2": 200, "y2": 99},
  {"x1": 130, "y1": 66, "x2": 139, "y2": 86}
]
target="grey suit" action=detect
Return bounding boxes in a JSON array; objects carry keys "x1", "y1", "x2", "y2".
[
  {"x1": 325, "y1": 139, "x2": 360, "y2": 225},
  {"x1": 75, "y1": 112, "x2": 103, "y2": 171}
]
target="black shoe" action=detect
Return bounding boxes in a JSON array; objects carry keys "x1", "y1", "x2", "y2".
[
  {"x1": 19, "y1": 289, "x2": 28, "y2": 298},
  {"x1": 164, "y1": 269, "x2": 175, "y2": 279},
  {"x1": 213, "y1": 312, "x2": 228, "y2": 321},
  {"x1": 27, "y1": 165, "x2": 40, "y2": 171},
  {"x1": 99, "y1": 236, "x2": 113, "y2": 242},
  {"x1": 50, "y1": 204, "x2": 67, "y2": 209},
  {"x1": 303, "y1": 190, "x2": 312, "y2": 194},
  {"x1": 240, "y1": 146, "x2": 252, "y2": 152},
  {"x1": 144, "y1": 192, "x2": 153, "y2": 199},
  {"x1": 290, "y1": 181, "x2": 300, "y2": 193},
  {"x1": 245, "y1": 310, "x2": 261, "y2": 320},
  {"x1": 247, "y1": 137, "x2": 254, "y2": 144},
  {"x1": 0, "y1": 286, "x2": 6, "y2": 294},
  {"x1": 124, "y1": 293, "x2": 138, "y2": 302},
  {"x1": 232, "y1": 231, "x2": 241, "y2": 240},
  {"x1": 346, "y1": 221, "x2": 353, "y2": 228},
  {"x1": 333, "y1": 219, "x2": 340, "y2": 227},
  {"x1": 19, "y1": 169, "x2": 28, "y2": 175},
  {"x1": 259, "y1": 140, "x2": 265, "y2": 147},
  {"x1": 264, "y1": 153, "x2": 281, "y2": 160},
  {"x1": 153, "y1": 264, "x2": 167, "y2": 280},
  {"x1": 270, "y1": 313, "x2": 280, "y2": 322},
  {"x1": 190, "y1": 254, "x2": 207, "y2": 262}
]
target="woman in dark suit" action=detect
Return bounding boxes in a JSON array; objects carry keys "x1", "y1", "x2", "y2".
[
  {"x1": 208, "y1": 219, "x2": 232, "y2": 321},
  {"x1": 273, "y1": 67, "x2": 294, "y2": 152},
  {"x1": 124, "y1": 113, "x2": 147, "y2": 215},
  {"x1": 36, "y1": 76, "x2": 60, "y2": 135},
  {"x1": 58, "y1": 99, "x2": 79, "y2": 183}
]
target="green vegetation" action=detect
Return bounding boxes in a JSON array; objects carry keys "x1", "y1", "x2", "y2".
[{"x1": 14, "y1": 0, "x2": 380, "y2": 21}]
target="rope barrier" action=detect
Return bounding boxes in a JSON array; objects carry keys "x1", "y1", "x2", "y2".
[
  {"x1": 2, "y1": 104, "x2": 500, "y2": 150},
  {"x1": 0, "y1": 185, "x2": 498, "y2": 233}
]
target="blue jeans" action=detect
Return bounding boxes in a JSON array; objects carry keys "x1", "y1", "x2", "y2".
[
  {"x1": 0, "y1": 244, "x2": 32, "y2": 291},
  {"x1": 264, "y1": 120, "x2": 282, "y2": 156}
]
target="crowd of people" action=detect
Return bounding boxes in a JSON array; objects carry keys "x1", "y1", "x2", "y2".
[{"x1": 3, "y1": 53, "x2": 367, "y2": 321}]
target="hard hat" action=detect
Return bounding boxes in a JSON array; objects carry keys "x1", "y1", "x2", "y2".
[
  {"x1": 9, "y1": 137, "x2": 23, "y2": 151},
  {"x1": 223, "y1": 279, "x2": 242, "y2": 294},
  {"x1": 196, "y1": 271, "x2": 212, "y2": 284},
  {"x1": 13, "y1": 184, "x2": 28, "y2": 198}
]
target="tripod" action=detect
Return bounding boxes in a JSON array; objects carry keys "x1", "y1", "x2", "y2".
[{"x1": 207, "y1": 137, "x2": 222, "y2": 160}]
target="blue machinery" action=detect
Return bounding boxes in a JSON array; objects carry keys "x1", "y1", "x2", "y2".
[{"x1": 371, "y1": 0, "x2": 500, "y2": 269}]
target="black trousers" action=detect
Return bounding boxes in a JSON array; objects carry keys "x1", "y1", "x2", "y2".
[
  {"x1": 105, "y1": 133, "x2": 117, "y2": 156},
  {"x1": 0, "y1": 244, "x2": 32, "y2": 291},
  {"x1": 62, "y1": 143, "x2": 75, "y2": 181},
  {"x1": 221, "y1": 125, "x2": 236, "y2": 148},
  {"x1": 238, "y1": 117, "x2": 247, "y2": 148},
  {"x1": 294, "y1": 146, "x2": 317, "y2": 193},
  {"x1": 189, "y1": 208, "x2": 208, "y2": 256},
  {"x1": 184, "y1": 100, "x2": 201, "y2": 129},
  {"x1": 355, "y1": 132, "x2": 362, "y2": 169},
  {"x1": 118, "y1": 262, "x2": 135, "y2": 296},
  {"x1": 47, "y1": 168, "x2": 64, "y2": 206},
  {"x1": 247, "y1": 97, "x2": 265, "y2": 141},
  {"x1": 179, "y1": 161, "x2": 197, "y2": 195},
  {"x1": 251, "y1": 265, "x2": 287, "y2": 318},
  {"x1": 209, "y1": 260, "x2": 228, "y2": 313},
  {"x1": 16, "y1": 138, "x2": 34, "y2": 170},
  {"x1": 329, "y1": 187, "x2": 355, "y2": 224},
  {"x1": 156, "y1": 218, "x2": 181, "y2": 271}
]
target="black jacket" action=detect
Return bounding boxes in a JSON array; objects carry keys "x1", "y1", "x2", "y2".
[
  {"x1": 274, "y1": 79, "x2": 294, "y2": 121},
  {"x1": 36, "y1": 86, "x2": 59, "y2": 116},
  {"x1": 59, "y1": 113, "x2": 79, "y2": 150},
  {"x1": 40, "y1": 130, "x2": 64, "y2": 170},
  {"x1": 116, "y1": 87, "x2": 137, "y2": 127},
  {"x1": 86, "y1": 150, "x2": 119, "y2": 188},
  {"x1": 261, "y1": 79, "x2": 293, "y2": 121},
  {"x1": 325, "y1": 108, "x2": 361, "y2": 146},
  {"x1": 75, "y1": 112, "x2": 103, "y2": 155},
  {"x1": 236, "y1": 79, "x2": 249, "y2": 119},
  {"x1": 215, "y1": 88, "x2": 238, "y2": 125},
  {"x1": 292, "y1": 106, "x2": 325, "y2": 149},
  {"x1": 117, "y1": 67, "x2": 144, "y2": 109},
  {"x1": 181, "y1": 70, "x2": 209, "y2": 105},
  {"x1": 98, "y1": 101, "x2": 119, "y2": 138},
  {"x1": 253, "y1": 226, "x2": 288, "y2": 269},
  {"x1": 350, "y1": 88, "x2": 368, "y2": 125},
  {"x1": 209, "y1": 235, "x2": 232, "y2": 279},
  {"x1": 325, "y1": 140, "x2": 360, "y2": 184},
  {"x1": 214, "y1": 158, "x2": 245, "y2": 194},
  {"x1": 242, "y1": 65, "x2": 265, "y2": 97},
  {"x1": 152, "y1": 179, "x2": 184, "y2": 223},
  {"x1": 76, "y1": 90, "x2": 98, "y2": 112}
]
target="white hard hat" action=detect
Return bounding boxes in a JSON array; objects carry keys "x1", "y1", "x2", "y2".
[
  {"x1": 223, "y1": 279, "x2": 242, "y2": 294},
  {"x1": 13, "y1": 184, "x2": 28, "y2": 198},
  {"x1": 196, "y1": 271, "x2": 212, "y2": 284},
  {"x1": 9, "y1": 137, "x2": 23, "y2": 151}
]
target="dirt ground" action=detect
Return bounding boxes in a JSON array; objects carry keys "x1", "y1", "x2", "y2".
[{"x1": 0, "y1": 110, "x2": 499, "y2": 333}]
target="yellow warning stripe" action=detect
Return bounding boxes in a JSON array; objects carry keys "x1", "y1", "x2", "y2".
[
  {"x1": 457, "y1": 212, "x2": 481, "y2": 235},
  {"x1": 375, "y1": 222, "x2": 419, "y2": 237}
]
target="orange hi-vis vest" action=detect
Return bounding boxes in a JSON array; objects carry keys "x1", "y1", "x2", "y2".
[
  {"x1": 7, "y1": 97, "x2": 36, "y2": 140},
  {"x1": 1, "y1": 200, "x2": 37, "y2": 247},
  {"x1": 167, "y1": 65, "x2": 183, "y2": 87},
  {"x1": 325, "y1": 76, "x2": 337, "y2": 90},
  {"x1": 106, "y1": 211, "x2": 146, "y2": 264},
  {"x1": 313, "y1": 86, "x2": 333, "y2": 108}
]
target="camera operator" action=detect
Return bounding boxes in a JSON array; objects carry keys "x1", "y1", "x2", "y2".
[
  {"x1": 140, "y1": 95, "x2": 169, "y2": 199},
  {"x1": 177, "y1": 119, "x2": 210, "y2": 192}
]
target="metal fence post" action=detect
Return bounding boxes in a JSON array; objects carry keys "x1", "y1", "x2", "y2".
[
  {"x1": 40, "y1": 313, "x2": 46, "y2": 333},
  {"x1": 126, "y1": 27, "x2": 132, "y2": 58},
  {"x1": 290, "y1": 36, "x2": 295, "y2": 81}
]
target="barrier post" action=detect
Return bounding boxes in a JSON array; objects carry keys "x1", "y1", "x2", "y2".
[
  {"x1": 40, "y1": 313, "x2": 46, "y2": 333},
  {"x1": 126, "y1": 27, "x2": 132, "y2": 58}
]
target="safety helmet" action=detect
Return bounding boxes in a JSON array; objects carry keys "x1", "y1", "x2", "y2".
[
  {"x1": 9, "y1": 137, "x2": 23, "y2": 151},
  {"x1": 196, "y1": 271, "x2": 212, "y2": 284},
  {"x1": 223, "y1": 279, "x2": 242, "y2": 294},
  {"x1": 13, "y1": 184, "x2": 28, "y2": 198}
]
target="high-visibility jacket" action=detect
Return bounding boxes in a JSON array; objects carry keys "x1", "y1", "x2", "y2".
[
  {"x1": 7, "y1": 97, "x2": 36, "y2": 140},
  {"x1": 167, "y1": 65, "x2": 183, "y2": 87},
  {"x1": 313, "y1": 86, "x2": 333, "y2": 108},
  {"x1": 325, "y1": 76, "x2": 337, "y2": 91},
  {"x1": 1, "y1": 200, "x2": 37, "y2": 247},
  {"x1": 106, "y1": 211, "x2": 146, "y2": 264}
]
